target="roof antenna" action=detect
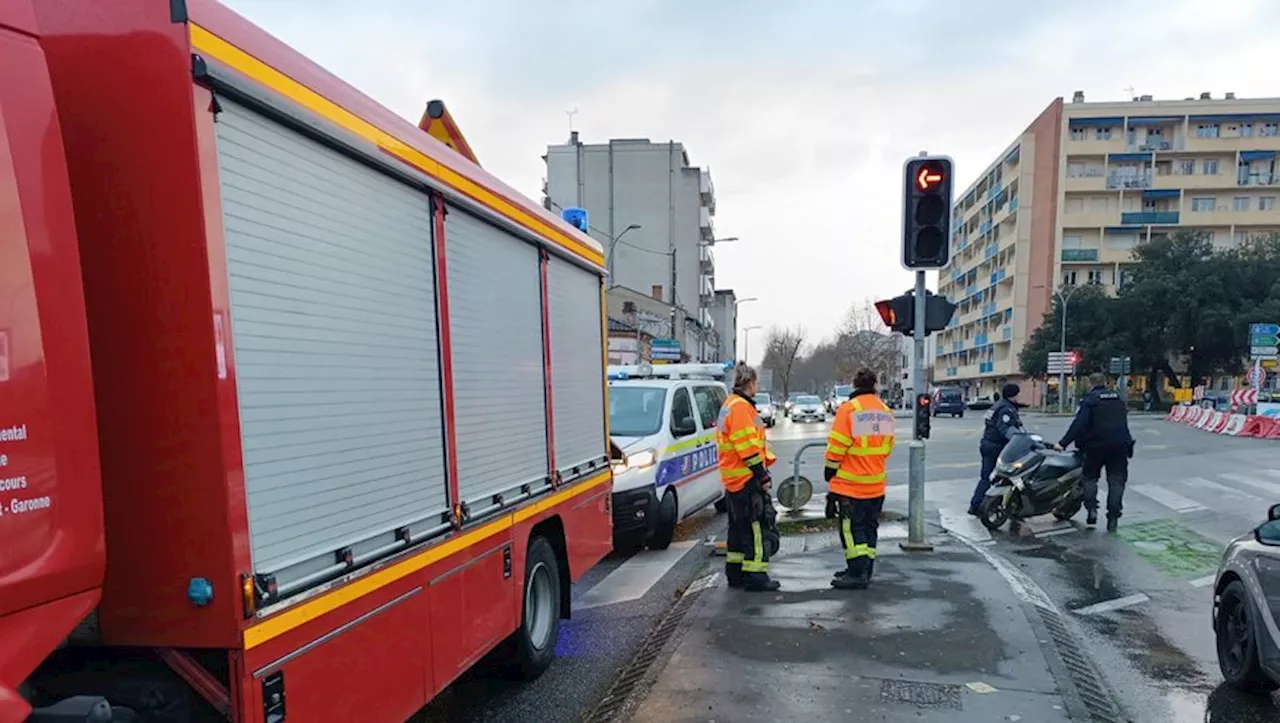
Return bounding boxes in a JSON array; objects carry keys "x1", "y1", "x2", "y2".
[
  {"x1": 567, "y1": 108, "x2": 579, "y2": 134},
  {"x1": 1124, "y1": 85, "x2": 1136, "y2": 100}
]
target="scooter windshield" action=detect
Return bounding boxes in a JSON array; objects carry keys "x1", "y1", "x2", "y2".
[{"x1": 997, "y1": 433, "x2": 1038, "y2": 468}]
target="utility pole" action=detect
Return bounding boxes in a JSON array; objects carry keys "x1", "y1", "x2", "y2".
[{"x1": 1056, "y1": 286, "x2": 1078, "y2": 413}]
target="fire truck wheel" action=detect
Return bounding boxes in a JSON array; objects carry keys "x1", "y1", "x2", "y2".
[{"x1": 509, "y1": 535, "x2": 562, "y2": 679}]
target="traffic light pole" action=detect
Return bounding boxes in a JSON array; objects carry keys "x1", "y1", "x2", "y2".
[{"x1": 902, "y1": 269, "x2": 933, "y2": 552}]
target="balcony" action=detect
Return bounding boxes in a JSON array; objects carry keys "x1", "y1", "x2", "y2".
[
  {"x1": 1126, "y1": 139, "x2": 1182, "y2": 153},
  {"x1": 979, "y1": 361, "x2": 995, "y2": 373},
  {"x1": 974, "y1": 333, "x2": 989, "y2": 347},
  {"x1": 1065, "y1": 171, "x2": 1106, "y2": 192},
  {"x1": 1239, "y1": 173, "x2": 1280, "y2": 187},
  {"x1": 1062, "y1": 248, "x2": 1100, "y2": 263},
  {"x1": 1120, "y1": 211, "x2": 1180, "y2": 225},
  {"x1": 1002, "y1": 327, "x2": 1013, "y2": 341},
  {"x1": 699, "y1": 206, "x2": 714, "y2": 240},
  {"x1": 1107, "y1": 173, "x2": 1152, "y2": 190},
  {"x1": 699, "y1": 169, "x2": 715, "y2": 211}
]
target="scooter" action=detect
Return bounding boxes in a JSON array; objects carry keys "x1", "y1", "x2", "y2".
[{"x1": 978, "y1": 431, "x2": 1086, "y2": 531}]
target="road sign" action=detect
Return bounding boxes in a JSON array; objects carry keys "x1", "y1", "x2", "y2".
[
  {"x1": 1108, "y1": 356, "x2": 1132, "y2": 374},
  {"x1": 1047, "y1": 351, "x2": 1078, "y2": 375},
  {"x1": 1250, "y1": 323, "x2": 1280, "y2": 335},
  {"x1": 1231, "y1": 389, "x2": 1259, "y2": 406},
  {"x1": 1250, "y1": 323, "x2": 1280, "y2": 358},
  {"x1": 650, "y1": 338, "x2": 681, "y2": 361},
  {"x1": 1249, "y1": 364, "x2": 1266, "y2": 388},
  {"x1": 1251, "y1": 346, "x2": 1278, "y2": 357}
]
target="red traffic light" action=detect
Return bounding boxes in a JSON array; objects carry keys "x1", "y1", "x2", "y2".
[
  {"x1": 875, "y1": 300, "x2": 896, "y2": 327},
  {"x1": 918, "y1": 396, "x2": 930, "y2": 407},
  {"x1": 916, "y1": 166, "x2": 945, "y2": 191}
]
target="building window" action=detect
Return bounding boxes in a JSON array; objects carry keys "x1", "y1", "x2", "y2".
[
  {"x1": 1087, "y1": 270, "x2": 1103, "y2": 285},
  {"x1": 1240, "y1": 123, "x2": 1254, "y2": 138},
  {"x1": 1235, "y1": 196, "x2": 1251, "y2": 211},
  {"x1": 1095, "y1": 127, "x2": 1113, "y2": 140},
  {"x1": 1203, "y1": 159, "x2": 1219, "y2": 175},
  {"x1": 1196, "y1": 124, "x2": 1220, "y2": 138},
  {"x1": 1070, "y1": 128, "x2": 1087, "y2": 141},
  {"x1": 1179, "y1": 160, "x2": 1195, "y2": 175},
  {"x1": 1262, "y1": 123, "x2": 1279, "y2": 137},
  {"x1": 1105, "y1": 233, "x2": 1138, "y2": 250},
  {"x1": 1191, "y1": 197, "x2": 1215, "y2": 212},
  {"x1": 1062, "y1": 270, "x2": 1078, "y2": 286},
  {"x1": 1261, "y1": 197, "x2": 1277, "y2": 211},
  {"x1": 1062, "y1": 234, "x2": 1083, "y2": 249},
  {"x1": 1118, "y1": 269, "x2": 1133, "y2": 287}
]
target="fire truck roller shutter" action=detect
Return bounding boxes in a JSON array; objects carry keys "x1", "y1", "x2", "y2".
[
  {"x1": 546, "y1": 257, "x2": 607, "y2": 478},
  {"x1": 214, "y1": 97, "x2": 450, "y2": 590},
  {"x1": 444, "y1": 204, "x2": 551, "y2": 515}
]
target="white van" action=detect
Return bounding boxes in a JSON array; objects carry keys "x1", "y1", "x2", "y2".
[{"x1": 608, "y1": 364, "x2": 732, "y2": 552}]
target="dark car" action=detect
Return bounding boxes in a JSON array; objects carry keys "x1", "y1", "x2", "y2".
[
  {"x1": 933, "y1": 387, "x2": 965, "y2": 417},
  {"x1": 967, "y1": 394, "x2": 996, "y2": 411},
  {"x1": 1213, "y1": 503, "x2": 1280, "y2": 693}
]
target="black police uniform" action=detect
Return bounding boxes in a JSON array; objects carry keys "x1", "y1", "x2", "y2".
[
  {"x1": 968, "y1": 397, "x2": 1023, "y2": 513},
  {"x1": 1059, "y1": 384, "x2": 1133, "y2": 528}
]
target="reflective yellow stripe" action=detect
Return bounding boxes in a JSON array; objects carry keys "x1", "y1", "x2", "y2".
[
  {"x1": 829, "y1": 430, "x2": 853, "y2": 446},
  {"x1": 723, "y1": 466, "x2": 751, "y2": 477},
  {"x1": 742, "y1": 453, "x2": 763, "y2": 466},
  {"x1": 835, "y1": 469, "x2": 886, "y2": 484},
  {"x1": 733, "y1": 440, "x2": 757, "y2": 452},
  {"x1": 743, "y1": 521, "x2": 768, "y2": 572},
  {"x1": 729, "y1": 427, "x2": 755, "y2": 441},
  {"x1": 826, "y1": 444, "x2": 849, "y2": 456},
  {"x1": 668, "y1": 433, "x2": 715, "y2": 454},
  {"x1": 848, "y1": 543, "x2": 876, "y2": 560},
  {"x1": 841, "y1": 517, "x2": 855, "y2": 556},
  {"x1": 846, "y1": 443, "x2": 893, "y2": 456},
  {"x1": 726, "y1": 551, "x2": 745, "y2": 563}
]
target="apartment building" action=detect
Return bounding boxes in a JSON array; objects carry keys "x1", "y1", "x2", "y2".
[
  {"x1": 543, "y1": 134, "x2": 720, "y2": 361},
  {"x1": 935, "y1": 91, "x2": 1280, "y2": 398}
]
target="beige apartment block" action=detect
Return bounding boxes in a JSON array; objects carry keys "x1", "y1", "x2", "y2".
[{"x1": 935, "y1": 91, "x2": 1280, "y2": 397}]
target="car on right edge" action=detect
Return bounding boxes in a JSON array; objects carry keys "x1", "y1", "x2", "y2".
[{"x1": 1212, "y1": 502, "x2": 1280, "y2": 693}]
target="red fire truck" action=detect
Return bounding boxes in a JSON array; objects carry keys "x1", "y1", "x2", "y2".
[{"x1": 0, "y1": 1, "x2": 613, "y2": 720}]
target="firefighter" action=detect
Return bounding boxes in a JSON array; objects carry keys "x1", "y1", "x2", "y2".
[
  {"x1": 824, "y1": 368, "x2": 895, "y2": 590},
  {"x1": 968, "y1": 383, "x2": 1025, "y2": 516},
  {"x1": 717, "y1": 363, "x2": 780, "y2": 592},
  {"x1": 1057, "y1": 372, "x2": 1134, "y2": 532}
]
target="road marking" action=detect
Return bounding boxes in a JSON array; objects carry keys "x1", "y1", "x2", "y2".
[
  {"x1": 574, "y1": 541, "x2": 697, "y2": 611},
  {"x1": 938, "y1": 506, "x2": 992, "y2": 542},
  {"x1": 1189, "y1": 575, "x2": 1217, "y2": 589},
  {"x1": 1073, "y1": 593, "x2": 1150, "y2": 616},
  {"x1": 1219, "y1": 472, "x2": 1280, "y2": 498},
  {"x1": 1037, "y1": 526, "x2": 1079, "y2": 539},
  {"x1": 1191, "y1": 476, "x2": 1266, "y2": 502},
  {"x1": 1131, "y1": 484, "x2": 1207, "y2": 513},
  {"x1": 1142, "y1": 444, "x2": 1169, "y2": 450}
]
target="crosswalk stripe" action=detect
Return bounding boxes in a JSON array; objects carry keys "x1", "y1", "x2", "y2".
[
  {"x1": 1219, "y1": 472, "x2": 1280, "y2": 499},
  {"x1": 1191, "y1": 476, "x2": 1267, "y2": 503},
  {"x1": 574, "y1": 541, "x2": 697, "y2": 611},
  {"x1": 1131, "y1": 484, "x2": 1207, "y2": 513}
]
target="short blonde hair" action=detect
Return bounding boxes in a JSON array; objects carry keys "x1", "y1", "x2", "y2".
[{"x1": 733, "y1": 364, "x2": 758, "y2": 391}]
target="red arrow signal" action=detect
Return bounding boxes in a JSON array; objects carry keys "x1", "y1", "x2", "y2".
[{"x1": 916, "y1": 167, "x2": 943, "y2": 191}]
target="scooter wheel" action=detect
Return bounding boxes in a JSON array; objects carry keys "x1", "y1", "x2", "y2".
[
  {"x1": 1053, "y1": 499, "x2": 1083, "y2": 521},
  {"x1": 978, "y1": 496, "x2": 1009, "y2": 531}
]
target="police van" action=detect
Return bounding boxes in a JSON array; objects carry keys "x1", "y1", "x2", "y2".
[{"x1": 608, "y1": 363, "x2": 734, "y2": 552}]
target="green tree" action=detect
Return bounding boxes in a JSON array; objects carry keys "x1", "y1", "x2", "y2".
[{"x1": 1018, "y1": 284, "x2": 1123, "y2": 377}]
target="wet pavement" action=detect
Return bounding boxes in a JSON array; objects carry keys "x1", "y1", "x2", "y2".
[{"x1": 631, "y1": 532, "x2": 1076, "y2": 722}]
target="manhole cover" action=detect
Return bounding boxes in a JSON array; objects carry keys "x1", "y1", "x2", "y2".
[
  {"x1": 879, "y1": 680, "x2": 962, "y2": 710},
  {"x1": 776, "y1": 475, "x2": 813, "y2": 511}
]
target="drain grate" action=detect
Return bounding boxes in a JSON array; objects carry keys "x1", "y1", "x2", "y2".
[
  {"x1": 879, "y1": 680, "x2": 962, "y2": 709},
  {"x1": 582, "y1": 572, "x2": 718, "y2": 723}
]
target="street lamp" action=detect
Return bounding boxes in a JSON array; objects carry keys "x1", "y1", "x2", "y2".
[
  {"x1": 1055, "y1": 284, "x2": 1081, "y2": 413},
  {"x1": 606, "y1": 224, "x2": 642, "y2": 284},
  {"x1": 700, "y1": 236, "x2": 739, "y2": 246},
  {"x1": 728, "y1": 297, "x2": 757, "y2": 364},
  {"x1": 742, "y1": 325, "x2": 763, "y2": 366}
]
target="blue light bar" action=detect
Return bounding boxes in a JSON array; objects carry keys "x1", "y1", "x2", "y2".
[{"x1": 607, "y1": 371, "x2": 630, "y2": 380}]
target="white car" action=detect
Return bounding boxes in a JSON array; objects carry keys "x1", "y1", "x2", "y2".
[
  {"x1": 756, "y1": 392, "x2": 777, "y2": 428},
  {"x1": 791, "y1": 394, "x2": 825, "y2": 423},
  {"x1": 608, "y1": 364, "x2": 732, "y2": 552}
]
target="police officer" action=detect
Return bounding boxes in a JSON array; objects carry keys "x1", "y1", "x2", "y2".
[
  {"x1": 968, "y1": 383, "x2": 1025, "y2": 516},
  {"x1": 1058, "y1": 372, "x2": 1134, "y2": 532},
  {"x1": 824, "y1": 369, "x2": 895, "y2": 590},
  {"x1": 716, "y1": 364, "x2": 780, "y2": 592}
]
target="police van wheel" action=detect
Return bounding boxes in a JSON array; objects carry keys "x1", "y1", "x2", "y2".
[{"x1": 648, "y1": 490, "x2": 678, "y2": 550}]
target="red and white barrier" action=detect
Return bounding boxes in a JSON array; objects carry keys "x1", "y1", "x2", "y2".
[
  {"x1": 1166, "y1": 405, "x2": 1280, "y2": 440},
  {"x1": 1221, "y1": 414, "x2": 1247, "y2": 436}
]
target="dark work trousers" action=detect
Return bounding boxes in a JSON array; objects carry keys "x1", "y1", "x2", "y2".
[
  {"x1": 969, "y1": 444, "x2": 1002, "y2": 512},
  {"x1": 1082, "y1": 445, "x2": 1130, "y2": 520},
  {"x1": 837, "y1": 494, "x2": 884, "y2": 579},
  {"x1": 725, "y1": 483, "x2": 771, "y2": 579}
]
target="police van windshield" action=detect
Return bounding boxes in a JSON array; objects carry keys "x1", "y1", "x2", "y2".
[
  {"x1": 609, "y1": 386, "x2": 666, "y2": 437},
  {"x1": 834, "y1": 385, "x2": 852, "y2": 397}
]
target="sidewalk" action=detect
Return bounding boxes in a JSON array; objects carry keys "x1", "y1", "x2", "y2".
[{"x1": 629, "y1": 533, "x2": 1075, "y2": 722}]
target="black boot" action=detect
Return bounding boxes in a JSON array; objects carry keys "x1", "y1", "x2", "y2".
[
  {"x1": 831, "y1": 559, "x2": 869, "y2": 590},
  {"x1": 1086, "y1": 510, "x2": 1098, "y2": 526},
  {"x1": 725, "y1": 562, "x2": 744, "y2": 589},
  {"x1": 1106, "y1": 517, "x2": 1118, "y2": 533},
  {"x1": 743, "y1": 572, "x2": 781, "y2": 592},
  {"x1": 866, "y1": 558, "x2": 876, "y2": 581}
]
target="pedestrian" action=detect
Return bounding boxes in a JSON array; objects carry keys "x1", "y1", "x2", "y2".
[
  {"x1": 968, "y1": 382, "x2": 1025, "y2": 516},
  {"x1": 1142, "y1": 389, "x2": 1153, "y2": 413},
  {"x1": 824, "y1": 368, "x2": 896, "y2": 590},
  {"x1": 1057, "y1": 372, "x2": 1134, "y2": 532},
  {"x1": 716, "y1": 363, "x2": 780, "y2": 592}
]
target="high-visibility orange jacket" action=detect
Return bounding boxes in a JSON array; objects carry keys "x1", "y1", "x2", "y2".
[
  {"x1": 825, "y1": 393, "x2": 896, "y2": 499},
  {"x1": 716, "y1": 393, "x2": 776, "y2": 492}
]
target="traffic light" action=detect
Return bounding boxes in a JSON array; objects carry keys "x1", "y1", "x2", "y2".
[
  {"x1": 914, "y1": 393, "x2": 932, "y2": 440},
  {"x1": 902, "y1": 156, "x2": 954, "y2": 269},
  {"x1": 874, "y1": 291, "x2": 959, "y2": 337}
]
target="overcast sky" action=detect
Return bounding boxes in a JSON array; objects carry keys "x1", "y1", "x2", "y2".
[{"x1": 224, "y1": 0, "x2": 1279, "y2": 363}]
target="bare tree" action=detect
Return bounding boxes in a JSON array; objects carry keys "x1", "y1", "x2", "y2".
[
  {"x1": 836, "y1": 299, "x2": 899, "y2": 389},
  {"x1": 760, "y1": 325, "x2": 806, "y2": 399}
]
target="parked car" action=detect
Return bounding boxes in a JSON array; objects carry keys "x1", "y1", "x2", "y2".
[
  {"x1": 1213, "y1": 503, "x2": 1280, "y2": 693},
  {"x1": 783, "y1": 392, "x2": 802, "y2": 418},
  {"x1": 756, "y1": 392, "x2": 777, "y2": 427},
  {"x1": 967, "y1": 394, "x2": 996, "y2": 411},
  {"x1": 791, "y1": 394, "x2": 826, "y2": 423},
  {"x1": 827, "y1": 384, "x2": 853, "y2": 413},
  {"x1": 933, "y1": 386, "x2": 965, "y2": 417}
]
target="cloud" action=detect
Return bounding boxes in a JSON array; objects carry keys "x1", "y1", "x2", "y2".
[{"x1": 222, "y1": 0, "x2": 1279, "y2": 361}]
